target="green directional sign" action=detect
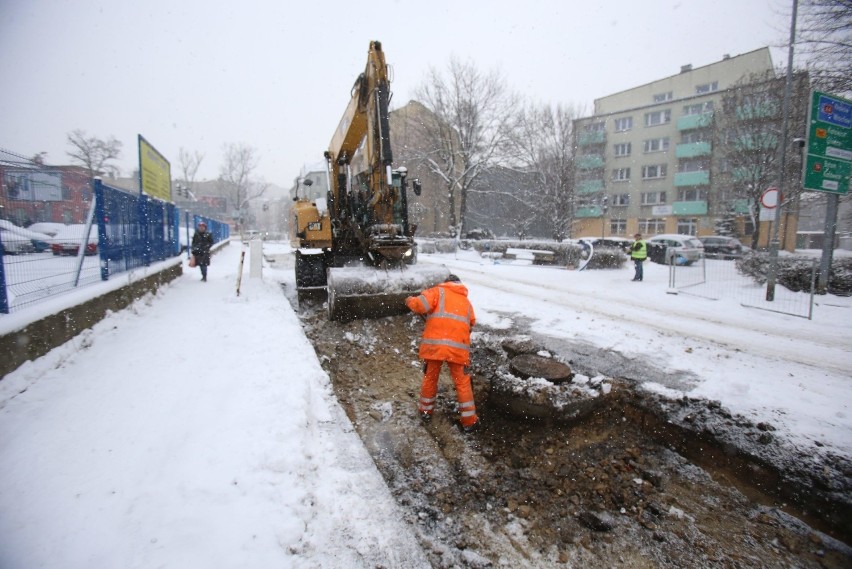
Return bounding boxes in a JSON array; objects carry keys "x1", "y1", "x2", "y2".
[{"x1": 802, "y1": 91, "x2": 851, "y2": 195}]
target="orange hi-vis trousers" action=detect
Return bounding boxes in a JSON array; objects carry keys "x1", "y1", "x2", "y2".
[{"x1": 418, "y1": 359, "x2": 478, "y2": 427}]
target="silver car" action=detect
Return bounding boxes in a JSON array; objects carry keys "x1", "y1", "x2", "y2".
[{"x1": 646, "y1": 234, "x2": 704, "y2": 265}]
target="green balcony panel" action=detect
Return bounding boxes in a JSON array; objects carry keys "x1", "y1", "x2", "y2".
[
  {"x1": 731, "y1": 166, "x2": 764, "y2": 181},
  {"x1": 577, "y1": 179, "x2": 604, "y2": 194},
  {"x1": 578, "y1": 131, "x2": 605, "y2": 146},
  {"x1": 577, "y1": 155, "x2": 605, "y2": 170},
  {"x1": 677, "y1": 112, "x2": 713, "y2": 131},
  {"x1": 675, "y1": 141, "x2": 712, "y2": 158},
  {"x1": 732, "y1": 199, "x2": 752, "y2": 214},
  {"x1": 674, "y1": 170, "x2": 710, "y2": 186},
  {"x1": 735, "y1": 102, "x2": 779, "y2": 121},
  {"x1": 672, "y1": 201, "x2": 708, "y2": 215},
  {"x1": 733, "y1": 133, "x2": 778, "y2": 151},
  {"x1": 576, "y1": 206, "x2": 602, "y2": 218}
]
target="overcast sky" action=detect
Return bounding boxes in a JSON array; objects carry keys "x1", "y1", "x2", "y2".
[{"x1": 1, "y1": 0, "x2": 792, "y2": 189}]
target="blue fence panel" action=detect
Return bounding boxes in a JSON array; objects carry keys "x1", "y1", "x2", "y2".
[{"x1": 1, "y1": 177, "x2": 228, "y2": 314}]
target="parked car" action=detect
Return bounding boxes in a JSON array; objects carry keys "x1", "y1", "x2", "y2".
[
  {"x1": 0, "y1": 225, "x2": 35, "y2": 254},
  {"x1": 587, "y1": 237, "x2": 632, "y2": 252},
  {"x1": 50, "y1": 224, "x2": 98, "y2": 256},
  {"x1": 25, "y1": 222, "x2": 66, "y2": 238},
  {"x1": 698, "y1": 235, "x2": 744, "y2": 259},
  {"x1": 646, "y1": 234, "x2": 704, "y2": 265},
  {"x1": 0, "y1": 221, "x2": 52, "y2": 253}
]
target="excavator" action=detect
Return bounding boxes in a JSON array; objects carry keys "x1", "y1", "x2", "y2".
[{"x1": 291, "y1": 40, "x2": 448, "y2": 321}]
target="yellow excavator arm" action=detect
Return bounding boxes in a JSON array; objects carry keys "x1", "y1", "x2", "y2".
[{"x1": 292, "y1": 41, "x2": 448, "y2": 320}]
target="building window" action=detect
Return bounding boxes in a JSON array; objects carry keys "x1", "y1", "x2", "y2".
[
  {"x1": 614, "y1": 117, "x2": 633, "y2": 132},
  {"x1": 645, "y1": 110, "x2": 671, "y2": 126},
  {"x1": 639, "y1": 218, "x2": 667, "y2": 234},
  {"x1": 586, "y1": 121, "x2": 606, "y2": 132},
  {"x1": 613, "y1": 142, "x2": 631, "y2": 157},
  {"x1": 612, "y1": 168, "x2": 631, "y2": 181},
  {"x1": 641, "y1": 191, "x2": 667, "y2": 205},
  {"x1": 610, "y1": 219, "x2": 627, "y2": 235},
  {"x1": 696, "y1": 81, "x2": 718, "y2": 94},
  {"x1": 653, "y1": 92, "x2": 673, "y2": 103},
  {"x1": 643, "y1": 137, "x2": 670, "y2": 153},
  {"x1": 683, "y1": 101, "x2": 714, "y2": 115},
  {"x1": 679, "y1": 159, "x2": 706, "y2": 172},
  {"x1": 681, "y1": 131, "x2": 709, "y2": 143},
  {"x1": 642, "y1": 164, "x2": 668, "y2": 179},
  {"x1": 677, "y1": 188, "x2": 708, "y2": 201},
  {"x1": 677, "y1": 218, "x2": 698, "y2": 235},
  {"x1": 612, "y1": 193, "x2": 630, "y2": 206}
]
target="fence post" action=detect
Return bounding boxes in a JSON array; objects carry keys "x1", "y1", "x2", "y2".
[
  {"x1": 0, "y1": 243, "x2": 8, "y2": 314},
  {"x1": 94, "y1": 178, "x2": 109, "y2": 281},
  {"x1": 139, "y1": 195, "x2": 151, "y2": 266}
]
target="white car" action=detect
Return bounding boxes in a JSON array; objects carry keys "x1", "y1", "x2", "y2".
[
  {"x1": 646, "y1": 234, "x2": 704, "y2": 265},
  {"x1": 50, "y1": 224, "x2": 99, "y2": 256},
  {"x1": 0, "y1": 221, "x2": 53, "y2": 254}
]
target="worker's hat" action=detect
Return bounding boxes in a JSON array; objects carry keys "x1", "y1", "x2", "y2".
[{"x1": 445, "y1": 274, "x2": 461, "y2": 283}]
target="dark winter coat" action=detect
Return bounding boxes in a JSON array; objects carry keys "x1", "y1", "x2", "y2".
[{"x1": 191, "y1": 230, "x2": 215, "y2": 266}]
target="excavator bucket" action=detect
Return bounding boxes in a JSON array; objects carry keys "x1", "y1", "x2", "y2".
[{"x1": 327, "y1": 264, "x2": 451, "y2": 321}]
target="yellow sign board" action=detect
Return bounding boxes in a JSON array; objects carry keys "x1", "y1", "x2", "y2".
[{"x1": 138, "y1": 135, "x2": 171, "y2": 201}]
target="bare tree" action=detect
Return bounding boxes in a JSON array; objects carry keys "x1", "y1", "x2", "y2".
[
  {"x1": 177, "y1": 148, "x2": 204, "y2": 196},
  {"x1": 712, "y1": 71, "x2": 810, "y2": 249},
  {"x1": 218, "y1": 142, "x2": 267, "y2": 230},
  {"x1": 510, "y1": 102, "x2": 580, "y2": 241},
  {"x1": 66, "y1": 129, "x2": 122, "y2": 178},
  {"x1": 414, "y1": 57, "x2": 519, "y2": 237},
  {"x1": 795, "y1": 0, "x2": 851, "y2": 96}
]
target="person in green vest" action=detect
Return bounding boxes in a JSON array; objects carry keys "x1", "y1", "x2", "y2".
[{"x1": 630, "y1": 233, "x2": 647, "y2": 282}]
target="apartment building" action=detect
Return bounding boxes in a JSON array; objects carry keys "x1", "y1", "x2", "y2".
[{"x1": 573, "y1": 48, "x2": 775, "y2": 239}]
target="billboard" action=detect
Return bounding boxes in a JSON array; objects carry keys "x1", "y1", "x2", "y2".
[
  {"x1": 138, "y1": 135, "x2": 171, "y2": 201},
  {"x1": 3, "y1": 170, "x2": 63, "y2": 201}
]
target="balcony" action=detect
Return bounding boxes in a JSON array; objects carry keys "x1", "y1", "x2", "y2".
[
  {"x1": 576, "y1": 154, "x2": 605, "y2": 170},
  {"x1": 733, "y1": 133, "x2": 778, "y2": 151},
  {"x1": 577, "y1": 179, "x2": 604, "y2": 194},
  {"x1": 672, "y1": 201, "x2": 708, "y2": 215},
  {"x1": 736, "y1": 102, "x2": 779, "y2": 121},
  {"x1": 732, "y1": 199, "x2": 752, "y2": 214},
  {"x1": 677, "y1": 112, "x2": 713, "y2": 131},
  {"x1": 575, "y1": 205, "x2": 603, "y2": 218},
  {"x1": 674, "y1": 170, "x2": 710, "y2": 186},
  {"x1": 675, "y1": 141, "x2": 712, "y2": 158},
  {"x1": 578, "y1": 131, "x2": 605, "y2": 146}
]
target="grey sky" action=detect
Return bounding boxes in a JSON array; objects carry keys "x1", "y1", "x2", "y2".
[{"x1": 1, "y1": 0, "x2": 791, "y2": 189}]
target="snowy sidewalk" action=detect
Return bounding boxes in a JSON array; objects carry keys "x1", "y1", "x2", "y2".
[{"x1": 0, "y1": 242, "x2": 429, "y2": 569}]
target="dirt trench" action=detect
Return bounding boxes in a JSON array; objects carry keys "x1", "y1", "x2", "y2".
[{"x1": 294, "y1": 297, "x2": 851, "y2": 568}]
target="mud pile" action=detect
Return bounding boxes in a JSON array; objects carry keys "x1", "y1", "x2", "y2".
[{"x1": 297, "y1": 301, "x2": 851, "y2": 568}]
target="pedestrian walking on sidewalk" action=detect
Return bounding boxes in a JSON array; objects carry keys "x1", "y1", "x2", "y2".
[
  {"x1": 630, "y1": 233, "x2": 647, "y2": 282},
  {"x1": 405, "y1": 274, "x2": 480, "y2": 433},
  {"x1": 191, "y1": 221, "x2": 215, "y2": 281}
]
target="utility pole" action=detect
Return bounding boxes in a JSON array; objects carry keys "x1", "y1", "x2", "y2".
[{"x1": 765, "y1": 0, "x2": 798, "y2": 302}]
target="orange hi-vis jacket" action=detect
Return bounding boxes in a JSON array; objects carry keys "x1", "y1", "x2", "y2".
[{"x1": 405, "y1": 281, "x2": 476, "y2": 365}]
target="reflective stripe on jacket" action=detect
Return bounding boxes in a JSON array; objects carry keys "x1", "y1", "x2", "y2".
[
  {"x1": 405, "y1": 281, "x2": 476, "y2": 365},
  {"x1": 631, "y1": 240, "x2": 647, "y2": 260}
]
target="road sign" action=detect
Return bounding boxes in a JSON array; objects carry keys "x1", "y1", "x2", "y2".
[
  {"x1": 802, "y1": 91, "x2": 851, "y2": 195},
  {"x1": 760, "y1": 187, "x2": 780, "y2": 208}
]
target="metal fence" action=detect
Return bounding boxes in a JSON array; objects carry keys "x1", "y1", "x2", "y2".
[
  {"x1": 0, "y1": 179, "x2": 230, "y2": 314},
  {"x1": 668, "y1": 254, "x2": 817, "y2": 319}
]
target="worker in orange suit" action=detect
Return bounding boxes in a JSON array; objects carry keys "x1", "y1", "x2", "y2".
[{"x1": 405, "y1": 274, "x2": 479, "y2": 433}]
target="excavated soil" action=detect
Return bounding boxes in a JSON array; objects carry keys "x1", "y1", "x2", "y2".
[{"x1": 293, "y1": 295, "x2": 851, "y2": 568}]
